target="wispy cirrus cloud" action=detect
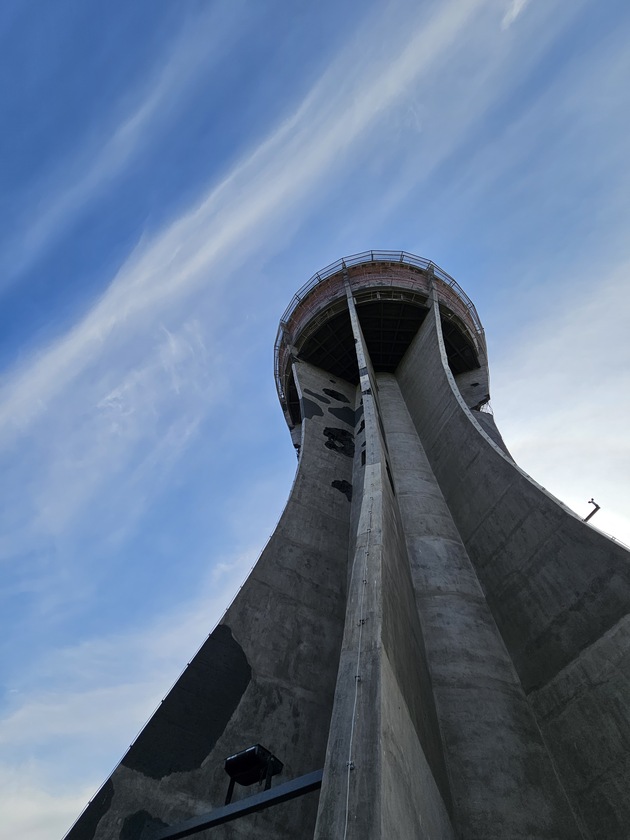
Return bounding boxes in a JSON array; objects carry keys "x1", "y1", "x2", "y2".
[
  {"x1": 0, "y1": 0, "x2": 597, "y2": 632},
  {"x1": 502, "y1": 0, "x2": 531, "y2": 29},
  {"x1": 491, "y1": 258, "x2": 630, "y2": 547},
  {"x1": 0, "y1": 1, "x2": 244, "y2": 287},
  {"x1": 0, "y1": 0, "x2": 499, "y2": 499},
  {"x1": 0, "y1": 0, "x2": 565, "y2": 450}
]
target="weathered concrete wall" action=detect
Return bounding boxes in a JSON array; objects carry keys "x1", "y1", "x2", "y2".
[
  {"x1": 528, "y1": 612, "x2": 630, "y2": 838},
  {"x1": 472, "y1": 408, "x2": 513, "y2": 457},
  {"x1": 313, "y1": 458, "x2": 385, "y2": 839},
  {"x1": 379, "y1": 371, "x2": 583, "y2": 838},
  {"x1": 397, "y1": 287, "x2": 630, "y2": 838},
  {"x1": 453, "y1": 368, "x2": 489, "y2": 410},
  {"x1": 314, "y1": 294, "x2": 453, "y2": 840},
  {"x1": 379, "y1": 458, "x2": 454, "y2": 839},
  {"x1": 66, "y1": 360, "x2": 355, "y2": 840},
  {"x1": 314, "y1": 457, "x2": 454, "y2": 840},
  {"x1": 348, "y1": 391, "x2": 365, "y2": 579}
]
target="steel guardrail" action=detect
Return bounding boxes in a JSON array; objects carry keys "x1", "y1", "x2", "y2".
[{"x1": 274, "y1": 251, "x2": 485, "y2": 405}]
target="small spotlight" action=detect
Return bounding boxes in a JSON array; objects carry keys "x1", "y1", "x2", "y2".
[{"x1": 224, "y1": 745, "x2": 283, "y2": 804}]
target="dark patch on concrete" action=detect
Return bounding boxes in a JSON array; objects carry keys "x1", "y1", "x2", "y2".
[
  {"x1": 358, "y1": 419, "x2": 365, "y2": 434},
  {"x1": 122, "y1": 624, "x2": 251, "y2": 779},
  {"x1": 65, "y1": 779, "x2": 114, "y2": 840},
  {"x1": 323, "y1": 388, "x2": 350, "y2": 403},
  {"x1": 120, "y1": 810, "x2": 168, "y2": 840},
  {"x1": 304, "y1": 388, "x2": 331, "y2": 404},
  {"x1": 471, "y1": 394, "x2": 490, "y2": 411},
  {"x1": 386, "y1": 462, "x2": 396, "y2": 496},
  {"x1": 328, "y1": 406, "x2": 355, "y2": 426},
  {"x1": 358, "y1": 366, "x2": 368, "y2": 377},
  {"x1": 301, "y1": 398, "x2": 324, "y2": 419},
  {"x1": 362, "y1": 387, "x2": 372, "y2": 396},
  {"x1": 323, "y1": 427, "x2": 355, "y2": 458},
  {"x1": 332, "y1": 480, "x2": 353, "y2": 501}
]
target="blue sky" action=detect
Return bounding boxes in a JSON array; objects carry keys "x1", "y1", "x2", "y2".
[{"x1": 1, "y1": 1, "x2": 629, "y2": 836}]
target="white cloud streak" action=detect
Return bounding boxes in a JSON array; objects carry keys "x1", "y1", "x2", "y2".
[
  {"x1": 0, "y1": 0, "x2": 523, "y2": 561},
  {"x1": 502, "y1": 0, "x2": 531, "y2": 29},
  {"x1": 0, "y1": 0, "x2": 494, "y2": 448},
  {"x1": 491, "y1": 259, "x2": 630, "y2": 546},
  {"x1": 1, "y1": 3, "x2": 242, "y2": 285}
]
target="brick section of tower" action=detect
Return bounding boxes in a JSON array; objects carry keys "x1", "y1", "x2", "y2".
[{"x1": 66, "y1": 253, "x2": 630, "y2": 840}]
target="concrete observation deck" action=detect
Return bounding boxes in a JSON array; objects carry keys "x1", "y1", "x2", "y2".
[{"x1": 274, "y1": 251, "x2": 490, "y2": 431}]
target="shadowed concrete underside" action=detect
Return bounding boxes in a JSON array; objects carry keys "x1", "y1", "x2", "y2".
[{"x1": 67, "y1": 256, "x2": 630, "y2": 840}]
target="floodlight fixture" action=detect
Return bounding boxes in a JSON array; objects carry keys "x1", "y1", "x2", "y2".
[{"x1": 224, "y1": 744, "x2": 283, "y2": 804}]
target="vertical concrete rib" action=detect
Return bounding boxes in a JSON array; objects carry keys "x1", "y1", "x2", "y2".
[
  {"x1": 397, "y1": 280, "x2": 630, "y2": 838},
  {"x1": 314, "y1": 287, "x2": 453, "y2": 840},
  {"x1": 380, "y1": 368, "x2": 584, "y2": 839}
]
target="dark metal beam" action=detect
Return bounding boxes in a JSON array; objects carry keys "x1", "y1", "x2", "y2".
[{"x1": 145, "y1": 769, "x2": 323, "y2": 839}]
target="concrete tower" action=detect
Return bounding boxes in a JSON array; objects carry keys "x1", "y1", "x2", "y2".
[{"x1": 67, "y1": 252, "x2": 630, "y2": 840}]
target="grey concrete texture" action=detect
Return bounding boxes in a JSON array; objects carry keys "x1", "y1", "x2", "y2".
[
  {"x1": 397, "y1": 285, "x2": 630, "y2": 838},
  {"x1": 348, "y1": 391, "x2": 366, "y2": 571},
  {"x1": 453, "y1": 368, "x2": 489, "y2": 411},
  {"x1": 377, "y1": 372, "x2": 583, "y2": 839},
  {"x1": 472, "y1": 408, "x2": 513, "y2": 457},
  {"x1": 529, "y1": 612, "x2": 630, "y2": 839},
  {"x1": 398, "y1": 296, "x2": 630, "y2": 686},
  {"x1": 314, "y1": 456, "x2": 455, "y2": 840},
  {"x1": 313, "y1": 460, "x2": 385, "y2": 839},
  {"x1": 314, "y1": 292, "x2": 454, "y2": 840},
  {"x1": 67, "y1": 360, "x2": 356, "y2": 840}
]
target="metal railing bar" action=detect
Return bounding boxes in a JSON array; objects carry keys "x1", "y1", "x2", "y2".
[
  {"x1": 273, "y1": 251, "x2": 485, "y2": 405},
  {"x1": 144, "y1": 769, "x2": 323, "y2": 839}
]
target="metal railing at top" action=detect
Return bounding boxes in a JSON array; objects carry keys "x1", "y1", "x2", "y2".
[
  {"x1": 274, "y1": 250, "x2": 485, "y2": 405},
  {"x1": 279, "y1": 251, "x2": 483, "y2": 333}
]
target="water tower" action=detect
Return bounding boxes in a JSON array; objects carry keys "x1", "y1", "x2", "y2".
[{"x1": 67, "y1": 253, "x2": 630, "y2": 840}]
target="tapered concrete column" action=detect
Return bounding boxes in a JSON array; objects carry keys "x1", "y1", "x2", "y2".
[
  {"x1": 379, "y1": 369, "x2": 584, "y2": 839},
  {"x1": 314, "y1": 291, "x2": 453, "y2": 840},
  {"x1": 398, "y1": 281, "x2": 630, "y2": 839}
]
